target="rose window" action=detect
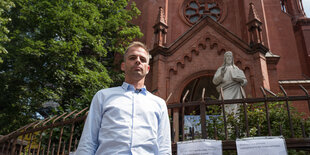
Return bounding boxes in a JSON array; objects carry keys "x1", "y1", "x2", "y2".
[{"x1": 184, "y1": 0, "x2": 221, "y2": 24}]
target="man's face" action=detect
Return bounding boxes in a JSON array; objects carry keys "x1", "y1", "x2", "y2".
[
  {"x1": 121, "y1": 46, "x2": 150, "y2": 80},
  {"x1": 225, "y1": 53, "x2": 233, "y2": 65}
]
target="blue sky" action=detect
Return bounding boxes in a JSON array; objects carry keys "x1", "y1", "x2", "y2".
[{"x1": 303, "y1": 0, "x2": 310, "y2": 17}]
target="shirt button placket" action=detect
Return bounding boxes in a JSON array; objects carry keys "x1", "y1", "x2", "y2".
[{"x1": 130, "y1": 91, "x2": 136, "y2": 153}]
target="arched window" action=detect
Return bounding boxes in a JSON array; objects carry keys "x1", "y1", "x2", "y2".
[
  {"x1": 184, "y1": 0, "x2": 222, "y2": 24},
  {"x1": 280, "y1": 0, "x2": 287, "y2": 13}
]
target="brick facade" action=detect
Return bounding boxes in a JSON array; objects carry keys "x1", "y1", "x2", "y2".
[{"x1": 131, "y1": 0, "x2": 310, "y2": 130}]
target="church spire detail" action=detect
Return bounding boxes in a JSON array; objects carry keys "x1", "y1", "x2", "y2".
[
  {"x1": 248, "y1": 2, "x2": 261, "y2": 23},
  {"x1": 153, "y1": 7, "x2": 168, "y2": 47},
  {"x1": 157, "y1": 6, "x2": 166, "y2": 24},
  {"x1": 247, "y1": 3, "x2": 264, "y2": 46}
]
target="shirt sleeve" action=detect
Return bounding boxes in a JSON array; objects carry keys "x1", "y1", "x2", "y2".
[
  {"x1": 75, "y1": 91, "x2": 103, "y2": 155},
  {"x1": 157, "y1": 101, "x2": 172, "y2": 154}
]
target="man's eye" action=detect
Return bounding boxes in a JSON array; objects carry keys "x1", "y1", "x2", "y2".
[
  {"x1": 129, "y1": 57, "x2": 136, "y2": 60},
  {"x1": 141, "y1": 58, "x2": 147, "y2": 63}
]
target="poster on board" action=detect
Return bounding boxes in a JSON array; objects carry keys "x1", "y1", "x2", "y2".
[
  {"x1": 177, "y1": 139, "x2": 222, "y2": 155},
  {"x1": 236, "y1": 136, "x2": 287, "y2": 155}
]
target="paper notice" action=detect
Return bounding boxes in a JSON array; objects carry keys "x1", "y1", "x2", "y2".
[
  {"x1": 236, "y1": 136, "x2": 287, "y2": 155},
  {"x1": 177, "y1": 139, "x2": 222, "y2": 155}
]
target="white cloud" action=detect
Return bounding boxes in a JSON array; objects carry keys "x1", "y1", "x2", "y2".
[{"x1": 303, "y1": 0, "x2": 310, "y2": 17}]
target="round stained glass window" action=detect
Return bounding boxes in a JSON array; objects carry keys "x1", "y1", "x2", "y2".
[{"x1": 184, "y1": 0, "x2": 222, "y2": 24}]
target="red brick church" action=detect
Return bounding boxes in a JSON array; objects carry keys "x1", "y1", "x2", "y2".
[{"x1": 131, "y1": 0, "x2": 310, "y2": 139}]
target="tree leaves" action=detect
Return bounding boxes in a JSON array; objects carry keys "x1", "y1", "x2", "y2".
[
  {"x1": 0, "y1": 0, "x2": 142, "y2": 134},
  {"x1": 0, "y1": 0, "x2": 15, "y2": 63}
]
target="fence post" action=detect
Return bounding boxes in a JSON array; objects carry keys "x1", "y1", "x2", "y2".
[
  {"x1": 220, "y1": 87, "x2": 228, "y2": 140},
  {"x1": 17, "y1": 121, "x2": 38, "y2": 155},
  {"x1": 200, "y1": 88, "x2": 207, "y2": 139},
  {"x1": 68, "y1": 107, "x2": 88, "y2": 154},
  {"x1": 10, "y1": 138, "x2": 17, "y2": 155},
  {"x1": 57, "y1": 111, "x2": 77, "y2": 155},
  {"x1": 47, "y1": 113, "x2": 67, "y2": 154},
  {"x1": 1, "y1": 143, "x2": 5, "y2": 154},
  {"x1": 37, "y1": 116, "x2": 57, "y2": 155},
  {"x1": 299, "y1": 85, "x2": 310, "y2": 112},
  {"x1": 280, "y1": 85, "x2": 295, "y2": 138},
  {"x1": 6, "y1": 141, "x2": 10, "y2": 155},
  {"x1": 260, "y1": 86, "x2": 272, "y2": 136},
  {"x1": 241, "y1": 87, "x2": 249, "y2": 137},
  {"x1": 181, "y1": 90, "x2": 189, "y2": 141}
]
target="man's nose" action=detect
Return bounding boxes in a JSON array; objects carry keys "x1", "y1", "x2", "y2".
[
  {"x1": 135, "y1": 57, "x2": 141, "y2": 64},
  {"x1": 136, "y1": 57, "x2": 141, "y2": 64}
]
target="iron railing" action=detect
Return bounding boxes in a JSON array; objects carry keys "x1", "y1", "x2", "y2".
[
  {"x1": 0, "y1": 85, "x2": 309, "y2": 155},
  {"x1": 168, "y1": 85, "x2": 310, "y2": 154},
  {"x1": 0, "y1": 108, "x2": 88, "y2": 155}
]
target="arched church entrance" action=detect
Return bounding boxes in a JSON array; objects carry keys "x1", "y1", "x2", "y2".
[
  {"x1": 179, "y1": 75, "x2": 220, "y2": 140},
  {"x1": 180, "y1": 76, "x2": 218, "y2": 115}
]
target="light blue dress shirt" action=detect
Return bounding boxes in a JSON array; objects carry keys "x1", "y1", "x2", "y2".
[{"x1": 76, "y1": 82, "x2": 171, "y2": 155}]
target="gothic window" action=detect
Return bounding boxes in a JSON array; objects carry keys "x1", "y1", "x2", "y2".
[
  {"x1": 184, "y1": 0, "x2": 222, "y2": 24},
  {"x1": 280, "y1": 0, "x2": 287, "y2": 13}
]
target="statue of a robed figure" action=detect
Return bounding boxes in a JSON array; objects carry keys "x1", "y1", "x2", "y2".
[{"x1": 213, "y1": 51, "x2": 247, "y2": 114}]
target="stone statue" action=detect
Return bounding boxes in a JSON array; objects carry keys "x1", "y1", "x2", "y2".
[{"x1": 212, "y1": 51, "x2": 247, "y2": 114}]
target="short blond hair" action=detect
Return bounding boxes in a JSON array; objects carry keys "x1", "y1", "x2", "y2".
[{"x1": 124, "y1": 41, "x2": 150, "y2": 62}]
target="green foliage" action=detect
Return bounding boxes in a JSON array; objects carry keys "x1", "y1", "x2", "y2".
[
  {"x1": 233, "y1": 101, "x2": 310, "y2": 139},
  {"x1": 205, "y1": 105, "x2": 224, "y2": 140},
  {"x1": 0, "y1": 0, "x2": 15, "y2": 63},
  {"x1": 185, "y1": 101, "x2": 310, "y2": 140},
  {"x1": 184, "y1": 102, "x2": 310, "y2": 154},
  {"x1": 0, "y1": 0, "x2": 142, "y2": 134}
]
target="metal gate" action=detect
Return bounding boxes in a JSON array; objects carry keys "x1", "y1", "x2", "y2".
[{"x1": 0, "y1": 85, "x2": 309, "y2": 155}]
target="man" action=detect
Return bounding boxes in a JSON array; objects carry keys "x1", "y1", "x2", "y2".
[{"x1": 76, "y1": 42, "x2": 172, "y2": 155}]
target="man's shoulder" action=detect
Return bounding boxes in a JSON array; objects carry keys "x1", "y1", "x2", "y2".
[
  {"x1": 96, "y1": 86, "x2": 123, "y2": 95},
  {"x1": 146, "y1": 92, "x2": 166, "y2": 104}
]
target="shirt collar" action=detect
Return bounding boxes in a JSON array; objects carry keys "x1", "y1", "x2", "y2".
[{"x1": 121, "y1": 82, "x2": 147, "y2": 95}]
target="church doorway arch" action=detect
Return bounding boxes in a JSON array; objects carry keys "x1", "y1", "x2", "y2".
[
  {"x1": 180, "y1": 76, "x2": 218, "y2": 115},
  {"x1": 178, "y1": 75, "x2": 219, "y2": 140}
]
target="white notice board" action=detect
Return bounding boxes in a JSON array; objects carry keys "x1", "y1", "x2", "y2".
[
  {"x1": 236, "y1": 136, "x2": 287, "y2": 155},
  {"x1": 177, "y1": 139, "x2": 222, "y2": 155}
]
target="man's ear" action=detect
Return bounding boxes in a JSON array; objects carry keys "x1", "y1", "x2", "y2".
[
  {"x1": 146, "y1": 65, "x2": 150, "y2": 74},
  {"x1": 121, "y1": 62, "x2": 125, "y2": 71}
]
